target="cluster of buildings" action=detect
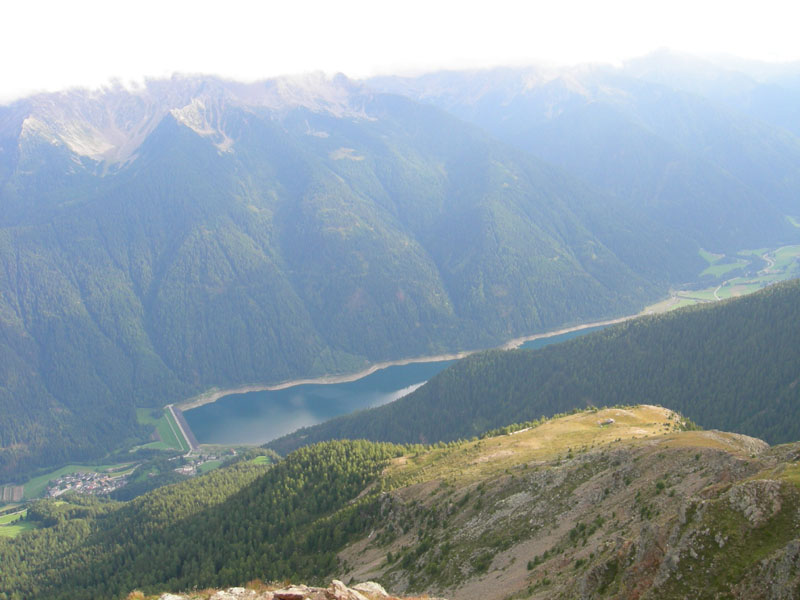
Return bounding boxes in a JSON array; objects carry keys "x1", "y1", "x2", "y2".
[
  {"x1": 172, "y1": 453, "x2": 221, "y2": 476},
  {"x1": 42, "y1": 452, "x2": 232, "y2": 498},
  {"x1": 46, "y1": 471, "x2": 128, "y2": 497}
]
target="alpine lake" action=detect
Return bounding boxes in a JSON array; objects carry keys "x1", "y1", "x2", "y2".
[{"x1": 184, "y1": 325, "x2": 608, "y2": 445}]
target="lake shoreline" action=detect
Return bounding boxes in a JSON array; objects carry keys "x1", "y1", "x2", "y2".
[{"x1": 176, "y1": 314, "x2": 633, "y2": 412}]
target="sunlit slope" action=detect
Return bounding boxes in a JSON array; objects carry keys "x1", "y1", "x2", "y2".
[
  {"x1": 342, "y1": 407, "x2": 798, "y2": 600},
  {"x1": 5, "y1": 406, "x2": 799, "y2": 599}
]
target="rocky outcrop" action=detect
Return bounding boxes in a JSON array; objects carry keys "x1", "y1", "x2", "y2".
[
  {"x1": 732, "y1": 540, "x2": 800, "y2": 600},
  {"x1": 156, "y1": 580, "x2": 436, "y2": 600},
  {"x1": 339, "y1": 431, "x2": 800, "y2": 600},
  {"x1": 727, "y1": 479, "x2": 784, "y2": 526}
]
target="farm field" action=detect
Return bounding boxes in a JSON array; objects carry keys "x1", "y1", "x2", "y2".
[
  {"x1": 699, "y1": 248, "x2": 749, "y2": 277},
  {"x1": 0, "y1": 509, "x2": 38, "y2": 538},
  {"x1": 772, "y1": 245, "x2": 800, "y2": 271},
  {"x1": 0, "y1": 512, "x2": 37, "y2": 538},
  {"x1": 645, "y1": 245, "x2": 800, "y2": 313},
  {"x1": 197, "y1": 460, "x2": 223, "y2": 474},
  {"x1": 0, "y1": 510, "x2": 26, "y2": 525},
  {"x1": 700, "y1": 257, "x2": 749, "y2": 278}
]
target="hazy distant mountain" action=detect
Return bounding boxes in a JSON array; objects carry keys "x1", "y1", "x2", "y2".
[
  {"x1": 624, "y1": 50, "x2": 800, "y2": 137},
  {"x1": 0, "y1": 75, "x2": 657, "y2": 480},
  {"x1": 6, "y1": 58, "x2": 800, "y2": 600},
  {"x1": 369, "y1": 59, "x2": 800, "y2": 253},
  {"x1": 5, "y1": 55, "x2": 800, "y2": 481}
]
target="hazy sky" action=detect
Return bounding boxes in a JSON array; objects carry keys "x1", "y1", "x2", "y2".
[{"x1": 3, "y1": 0, "x2": 799, "y2": 101}]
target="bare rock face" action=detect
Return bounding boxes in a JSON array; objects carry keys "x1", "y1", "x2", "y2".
[
  {"x1": 210, "y1": 589, "x2": 259, "y2": 600},
  {"x1": 732, "y1": 540, "x2": 800, "y2": 600},
  {"x1": 726, "y1": 479, "x2": 783, "y2": 527},
  {"x1": 351, "y1": 582, "x2": 388, "y2": 599},
  {"x1": 273, "y1": 585, "x2": 315, "y2": 600},
  {"x1": 329, "y1": 580, "x2": 369, "y2": 600},
  {"x1": 156, "y1": 580, "x2": 427, "y2": 600}
]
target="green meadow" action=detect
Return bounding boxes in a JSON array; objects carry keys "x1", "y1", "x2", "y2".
[
  {"x1": 0, "y1": 510, "x2": 38, "y2": 538},
  {"x1": 135, "y1": 408, "x2": 188, "y2": 452},
  {"x1": 646, "y1": 245, "x2": 800, "y2": 314}
]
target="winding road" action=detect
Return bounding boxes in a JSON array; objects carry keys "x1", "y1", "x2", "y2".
[{"x1": 714, "y1": 249, "x2": 776, "y2": 301}]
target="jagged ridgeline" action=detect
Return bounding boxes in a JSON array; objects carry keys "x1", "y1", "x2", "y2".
[
  {"x1": 0, "y1": 76, "x2": 661, "y2": 481},
  {"x1": 2, "y1": 409, "x2": 800, "y2": 599},
  {"x1": 269, "y1": 279, "x2": 800, "y2": 454}
]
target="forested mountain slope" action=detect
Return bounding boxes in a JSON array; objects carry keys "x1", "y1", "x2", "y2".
[
  {"x1": 5, "y1": 58, "x2": 800, "y2": 482},
  {"x1": 269, "y1": 279, "x2": 800, "y2": 454},
  {"x1": 3, "y1": 407, "x2": 799, "y2": 600},
  {"x1": 0, "y1": 75, "x2": 658, "y2": 481},
  {"x1": 0, "y1": 441, "x2": 401, "y2": 599}
]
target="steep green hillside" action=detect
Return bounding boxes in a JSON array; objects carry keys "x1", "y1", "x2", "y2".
[
  {"x1": 0, "y1": 77, "x2": 656, "y2": 481},
  {"x1": 2, "y1": 408, "x2": 799, "y2": 600},
  {"x1": 0, "y1": 441, "x2": 401, "y2": 599},
  {"x1": 269, "y1": 279, "x2": 800, "y2": 454},
  {"x1": 6, "y1": 64, "x2": 800, "y2": 483}
]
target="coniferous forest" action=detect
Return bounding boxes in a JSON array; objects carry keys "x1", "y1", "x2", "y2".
[
  {"x1": 2, "y1": 59, "x2": 800, "y2": 600},
  {"x1": 0, "y1": 441, "x2": 402, "y2": 600},
  {"x1": 4, "y1": 66, "x2": 800, "y2": 481}
]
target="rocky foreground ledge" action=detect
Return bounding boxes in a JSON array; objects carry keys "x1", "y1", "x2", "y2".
[{"x1": 155, "y1": 580, "x2": 444, "y2": 600}]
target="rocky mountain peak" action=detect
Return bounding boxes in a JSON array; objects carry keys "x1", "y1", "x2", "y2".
[{"x1": 1, "y1": 72, "x2": 374, "y2": 166}]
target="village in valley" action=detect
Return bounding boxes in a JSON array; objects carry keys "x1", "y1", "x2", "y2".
[
  {"x1": 0, "y1": 404, "x2": 242, "y2": 522},
  {"x1": 44, "y1": 452, "x2": 228, "y2": 498},
  {"x1": 46, "y1": 471, "x2": 129, "y2": 498}
]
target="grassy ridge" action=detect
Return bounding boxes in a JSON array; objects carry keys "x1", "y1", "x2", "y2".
[
  {"x1": 382, "y1": 405, "x2": 692, "y2": 490},
  {"x1": 2, "y1": 408, "x2": 797, "y2": 598}
]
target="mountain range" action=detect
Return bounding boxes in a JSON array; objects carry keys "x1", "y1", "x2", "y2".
[
  {"x1": 3, "y1": 52, "x2": 800, "y2": 481},
  {"x1": 370, "y1": 52, "x2": 800, "y2": 257}
]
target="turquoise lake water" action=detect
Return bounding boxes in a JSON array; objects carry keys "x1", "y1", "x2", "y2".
[{"x1": 184, "y1": 325, "x2": 608, "y2": 445}]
